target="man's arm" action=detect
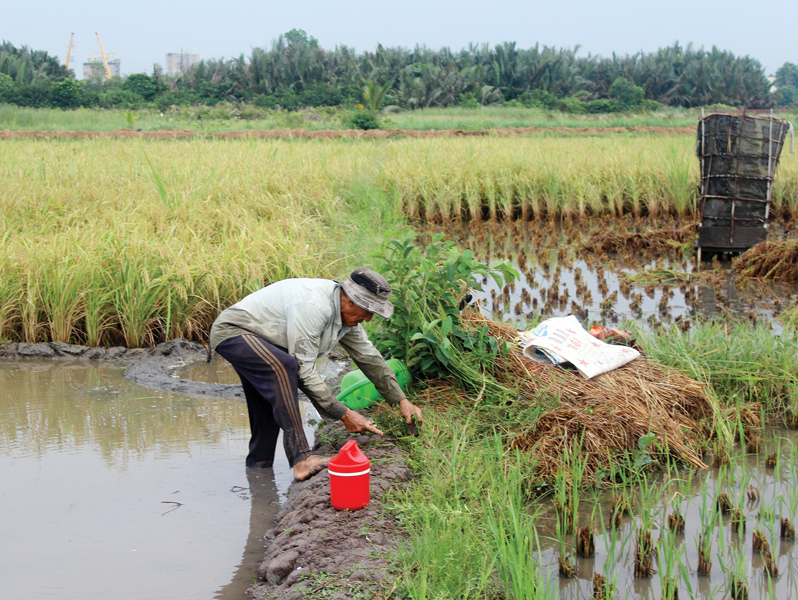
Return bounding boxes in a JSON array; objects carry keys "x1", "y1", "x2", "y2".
[{"x1": 338, "y1": 327, "x2": 423, "y2": 426}]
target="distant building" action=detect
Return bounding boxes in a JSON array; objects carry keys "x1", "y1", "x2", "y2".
[
  {"x1": 165, "y1": 52, "x2": 199, "y2": 77},
  {"x1": 83, "y1": 52, "x2": 121, "y2": 80}
]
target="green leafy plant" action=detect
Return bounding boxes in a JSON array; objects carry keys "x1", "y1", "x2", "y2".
[
  {"x1": 371, "y1": 234, "x2": 518, "y2": 383},
  {"x1": 631, "y1": 432, "x2": 658, "y2": 469},
  {"x1": 347, "y1": 108, "x2": 380, "y2": 130}
]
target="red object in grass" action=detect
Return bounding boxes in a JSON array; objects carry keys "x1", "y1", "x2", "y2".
[{"x1": 328, "y1": 440, "x2": 370, "y2": 511}]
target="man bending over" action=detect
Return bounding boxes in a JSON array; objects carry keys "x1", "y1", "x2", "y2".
[{"x1": 210, "y1": 268, "x2": 423, "y2": 481}]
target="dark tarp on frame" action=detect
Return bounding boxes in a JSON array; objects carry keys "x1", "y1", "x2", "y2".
[{"x1": 696, "y1": 112, "x2": 791, "y2": 251}]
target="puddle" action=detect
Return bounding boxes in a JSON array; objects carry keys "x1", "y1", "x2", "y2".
[
  {"x1": 0, "y1": 359, "x2": 317, "y2": 600},
  {"x1": 425, "y1": 220, "x2": 798, "y2": 332},
  {"x1": 533, "y1": 430, "x2": 798, "y2": 599}
]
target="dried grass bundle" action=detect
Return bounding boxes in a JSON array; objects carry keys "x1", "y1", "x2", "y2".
[
  {"x1": 581, "y1": 224, "x2": 695, "y2": 254},
  {"x1": 459, "y1": 310, "x2": 711, "y2": 480},
  {"x1": 735, "y1": 238, "x2": 798, "y2": 282}
]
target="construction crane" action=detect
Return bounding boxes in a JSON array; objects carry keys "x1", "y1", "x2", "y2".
[
  {"x1": 95, "y1": 32, "x2": 112, "y2": 80},
  {"x1": 65, "y1": 33, "x2": 74, "y2": 70}
]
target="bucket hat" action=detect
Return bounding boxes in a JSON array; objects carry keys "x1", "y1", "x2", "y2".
[{"x1": 340, "y1": 268, "x2": 394, "y2": 319}]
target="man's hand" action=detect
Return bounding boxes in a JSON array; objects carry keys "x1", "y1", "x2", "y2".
[
  {"x1": 398, "y1": 398, "x2": 423, "y2": 425},
  {"x1": 341, "y1": 409, "x2": 384, "y2": 435}
]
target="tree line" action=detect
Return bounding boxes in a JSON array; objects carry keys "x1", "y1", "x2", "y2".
[{"x1": 1, "y1": 32, "x2": 796, "y2": 112}]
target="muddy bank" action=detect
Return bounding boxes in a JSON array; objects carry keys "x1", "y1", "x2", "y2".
[
  {"x1": 0, "y1": 125, "x2": 694, "y2": 140},
  {"x1": 0, "y1": 337, "x2": 411, "y2": 599},
  {"x1": 0, "y1": 338, "x2": 239, "y2": 398},
  {"x1": 251, "y1": 424, "x2": 411, "y2": 600}
]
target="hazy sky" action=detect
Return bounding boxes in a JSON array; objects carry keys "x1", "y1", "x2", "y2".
[{"x1": 6, "y1": 0, "x2": 796, "y2": 79}]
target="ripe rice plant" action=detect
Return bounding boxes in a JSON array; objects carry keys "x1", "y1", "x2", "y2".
[
  {"x1": 0, "y1": 137, "x2": 410, "y2": 345},
  {"x1": 2, "y1": 136, "x2": 797, "y2": 345}
]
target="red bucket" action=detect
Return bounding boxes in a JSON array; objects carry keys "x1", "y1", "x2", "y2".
[{"x1": 328, "y1": 440, "x2": 370, "y2": 511}]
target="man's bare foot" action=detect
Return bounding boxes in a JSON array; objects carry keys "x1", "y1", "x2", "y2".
[{"x1": 293, "y1": 455, "x2": 330, "y2": 481}]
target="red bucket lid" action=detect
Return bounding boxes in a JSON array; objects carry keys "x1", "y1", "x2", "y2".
[{"x1": 328, "y1": 440, "x2": 370, "y2": 474}]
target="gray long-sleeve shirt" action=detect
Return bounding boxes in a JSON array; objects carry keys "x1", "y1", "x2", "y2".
[{"x1": 209, "y1": 278, "x2": 405, "y2": 421}]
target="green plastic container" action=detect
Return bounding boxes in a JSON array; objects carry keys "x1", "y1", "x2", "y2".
[{"x1": 336, "y1": 358, "x2": 411, "y2": 409}]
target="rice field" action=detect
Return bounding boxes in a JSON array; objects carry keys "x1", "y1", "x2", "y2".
[
  {"x1": 1, "y1": 134, "x2": 796, "y2": 348},
  {"x1": 0, "y1": 103, "x2": 748, "y2": 132},
  {"x1": 4, "y1": 125, "x2": 798, "y2": 600}
]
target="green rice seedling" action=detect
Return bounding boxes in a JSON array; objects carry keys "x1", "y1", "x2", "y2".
[
  {"x1": 716, "y1": 494, "x2": 734, "y2": 516},
  {"x1": 657, "y1": 523, "x2": 686, "y2": 600},
  {"x1": 633, "y1": 473, "x2": 659, "y2": 578},
  {"x1": 555, "y1": 518, "x2": 577, "y2": 579},
  {"x1": 552, "y1": 467, "x2": 572, "y2": 536},
  {"x1": 727, "y1": 543, "x2": 750, "y2": 600},
  {"x1": 395, "y1": 428, "x2": 529, "y2": 600},
  {"x1": 758, "y1": 497, "x2": 778, "y2": 523},
  {"x1": 730, "y1": 468, "x2": 750, "y2": 533},
  {"x1": 780, "y1": 454, "x2": 798, "y2": 539},
  {"x1": 591, "y1": 573, "x2": 608, "y2": 600},
  {"x1": 713, "y1": 436, "x2": 731, "y2": 467},
  {"x1": 609, "y1": 488, "x2": 634, "y2": 530},
  {"x1": 696, "y1": 480, "x2": 720, "y2": 575},
  {"x1": 634, "y1": 526, "x2": 655, "y2": 578},
  {"x1": 666, "y1": 465, "x2": 693, "y2": 534},
  {"x1": 664, "y1": 454, "x2": 693, "y2": 534},
  {"x1": 143, "y1": 152, "x2": 179, "y2": 211},
  {"x1": 592, "y1": 502, "x2": 628, "y2": 600},
  {"x1": 486, "y1": 469, "x2": 555, "y2": 599},
  {"x1": 762, "y1": 501, "x2": 781, "y2": 577},
  {"x1": 552, "y1": 436, "x2": 587, "y2": 535}
]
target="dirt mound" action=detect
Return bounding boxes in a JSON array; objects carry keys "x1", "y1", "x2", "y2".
[
  {"x1": 249, "y1": 424, "x2": 412, "y2": 600},
  {"x1": 450, "y1": 311, "x2": 720, "y2": 479},
  {"x1": 0, "y1": 125, "x2": 694, "y2": 141}
]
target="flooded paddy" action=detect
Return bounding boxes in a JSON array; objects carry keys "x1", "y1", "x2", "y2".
[
  {"x1": 426, "y1": 217, "x2": 798, "y2": 332},
  {"x1": 410, "y1": 217, "x2": 798, "y2": 599},
  {"x1": 533, "y1": 430, "x2": 798, "y2": 599},
  {"x1": 0, "y1": 358, "x2": 318, "y2": 600}
]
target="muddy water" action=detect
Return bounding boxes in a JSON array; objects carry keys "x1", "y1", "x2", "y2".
[
  {"x1": 428, "y1": 219, "x2": 798, "y2": 332},
  {"x1": 0, "y1": 358, "x2": 319, "y2": 600},
  {"x1": 533, "y1": 430, "x2": 798, "y2": 599}
]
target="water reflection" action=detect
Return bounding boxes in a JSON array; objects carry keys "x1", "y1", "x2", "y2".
[
  {"x1": 214, "y1": 469, "x2": 281, "y2": 599},
  {"x1": 0, "y1": 361, "x2": 312, "y2": 600},
  {"x1": 425, "y1": 219, "x2": 797, "y2": 332}
]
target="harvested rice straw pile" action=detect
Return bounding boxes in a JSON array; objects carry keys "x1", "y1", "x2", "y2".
[
  {"x1": 460, "y1": 310, "x2": 712, "y2": 480},
  {"x1": 735, "y1": 238, "x2": 798, "y2": 282},
  {"x1": 581, "y1": 224, "x2": 696, "y2": 254}
]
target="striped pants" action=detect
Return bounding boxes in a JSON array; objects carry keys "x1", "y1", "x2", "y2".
[{"x1": 215, "y1": 334, "x2": 312, "y2": 468}]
